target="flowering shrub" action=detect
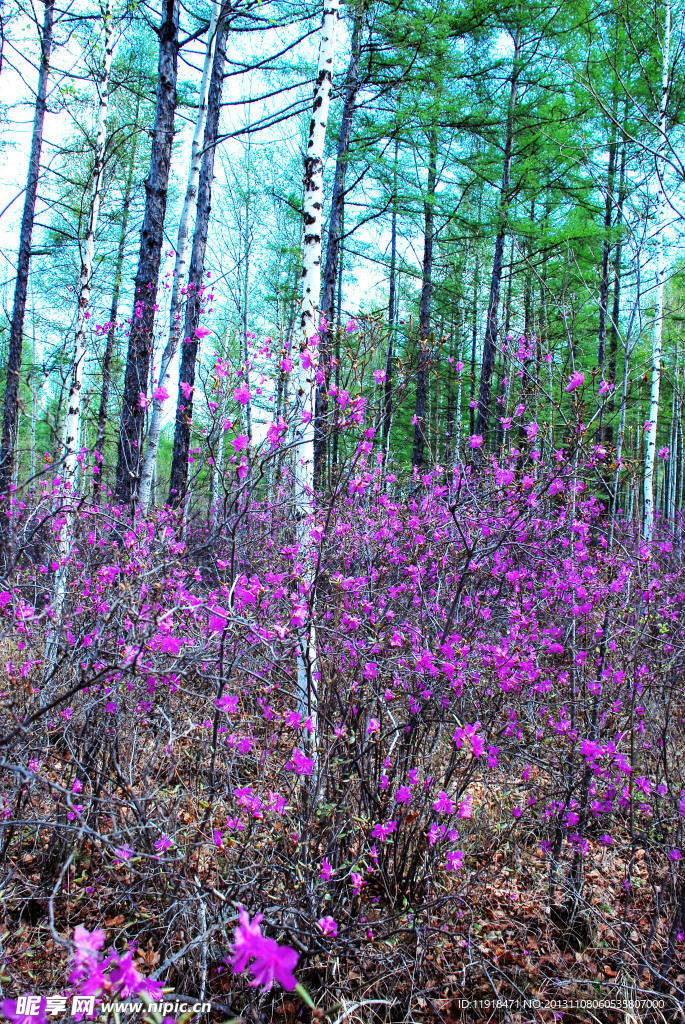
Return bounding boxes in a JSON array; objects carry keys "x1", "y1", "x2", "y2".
[{"x1": 0, "y1": 341, "x2": 683, "y2": 1019}]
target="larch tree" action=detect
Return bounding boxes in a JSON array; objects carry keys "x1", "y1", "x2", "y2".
[
  {"x1": 168, "y1": 15, "x2": 229, "y2": 507},
  {"x1": 114, "y1": 0, "x2": 180, "y2": 506},
  {"x1": 137, "y1": 0, "x2": 222, "y2": 513},
  {"x1": 0, "y1": 0, "x2": 54, "y2": 552}
]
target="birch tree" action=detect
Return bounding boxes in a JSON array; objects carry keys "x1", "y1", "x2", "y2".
[
  {"x1": 52, "y1": 0, "x2": 114, "y2": 630},
  {"x1": 644, "y1": 0, "x2": 671, "y2": 542},
  {"x1": 137, "y1": 0, "x2": 221, "y2": 513},
  {"x1": 294, "y1": 0, "x2": 339, "y2": 726}
]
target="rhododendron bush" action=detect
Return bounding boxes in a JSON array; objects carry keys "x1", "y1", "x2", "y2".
[{"x1": 0, "y1": 387, "x2": 684, "y2": 1020}]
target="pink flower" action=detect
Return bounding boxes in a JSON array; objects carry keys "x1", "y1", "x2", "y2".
[
  {"x1": 180, "y1": 381, "x2": 194, "y2": 400},
  {"x1": 458, "y1": 798, "x2": 473, "y2": 819},
  {"x1": 152, "y1": 385, "x2": 169, "y2": 402},
  {"x1": 455, "y1": 361, "x2": 464, "y2": 372},
  {"x1": 232, "y1": 434, "x2": 249, "y2": 452},
  {"x1": 320, "y1": 858, "x2": 333, "y2": 881},
  {"x1": 395, "y1": 786, "x2": 412, "y2": 805},
  {"x1": 74, "y1": 925, "x2": 106, "y2": 965},
  {"x1": 1, "y1": 998, "x2": 48, "y2": 1024},
  {"x1": 289, "y1": 749, "x2": 314, "y2": 775},
  {"x1": 216, "y1": 694, "x2": 239, "y2": 714},
  {"x1": 367, "y1": 718, "x2": 380, "y2": 735},
  {"x1": 433, "y1": 791, "x2": 455, "y2": 815},
  {"x1": 234, "y1": 383, "x2": 252, "y2": 405},
  {"x1": 469, "y1": 435, "x2": 483, "y2": 449},
  {"x1": 566, "y1": 370, "x2": 585, "y2": 391},
  {"x1": 318, "y1": 916, "x2": 338, "y2": 937},
  {"x1": 138, "y1": 392, "x2": 149, "y2": 409},
  {"x1": 453, "y1": 721, "x2": 484, "y2": 757},
  {"x1": 290, "y1": 605, "x2": 307, "y2": 628},
  {"x1": 446, "y1": 850, "x2": 464, "y2": 871},
  {"x1": 598, "y1": 380, "x2": 613, "y2": 396},
  {"x1": 154, "y1": 834, "x2": 172, "y2": 854},
  {"x1": 209, "y1": 607, "x2": 228, "y2": 631},
  {"x1": 195, "y1": 325, "x2": 210, "y2": 339},
  {"x1": 228, "y1": 910, "x2": 299, "y2": 991},
  {"x1": 658, "y1": 446, "x2": 670, "y2": 459},
  {"x1": 266, "y1": 417, "x2": 287, "y2": 447},
  {"x1": 346, "y1": 319, "x2": 358, "y2": 332}
]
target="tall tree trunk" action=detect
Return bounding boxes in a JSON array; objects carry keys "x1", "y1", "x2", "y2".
[
  {"x1": 62, "y1": 1, "x2": 113, "y2": 489},
  {"x1": 0, "y1": 0, "x2": 54, "y2": 540},
  {"x1": 644, "y1": 0, "x2": 670, "y2": 542},
  {"x1": 313, "y1": 4, "x2": 363, "y2": 488},
  {"x1": 382, "y1": 140, "x2": 399, "y2": 468},
  {"x1": 93, "y1": 92, "x2": 141, "y2": 502},
  {"x1": 475, "y1": 27, "x2": 520, "y2": 446},
  {"x1": 331, "y1": 216, "x2": 344, "y2": 475},
  {"x1": 115, "y1": 0, "x2": 180, "y2": 506},
  {"x1": 469, "y1": 240, "x2": 479, "y2": 437},
  {"x1": 597, "y1": 87, "x2": 619, "y2": 370},
  {"x1": 606, "y1": 127, "x2": 627, "y2": 444},
  {"x1": 412, "y1": 123, "x2": 438, "y2": 470},
  {"x1": 51, "y1": 1, "x2": 113, "y2": 647},
  {"x1": 137, "y1": 0, "x2": 220, "y2": 512},
  {"x1": 294, "y1": 0, "x2": 340, "y2": 736},
  {"x1": 168, "y1": 20, "x2": 227, "y2": 506}
]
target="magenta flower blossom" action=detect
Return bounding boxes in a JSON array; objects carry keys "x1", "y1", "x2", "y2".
[
  {"x1": 234, "y1": 383, "x2": 252, "y2": 406},
  {"x1": 453, "y1": 721, "x2": 484, "y2": 757},
  {"x1": 458, "y1": 798, "x2": 473, "y2": 819},
  {"x1": 1, "y1": 997, "x2": 48, "y2": 1024},
  {"x1": 289, "y1": 749, "x2": 314, "y2": 775},
  {"x1": 228, "y1": 909, "x2": 299, "y2": 991},
  {"x1": 110, "y1": 954, "x2": 163, "y2": 999},
  {"x1": 566, "y1": 370, "x2": 584, "y2": 391},
  {"x1": 154, "y1": 834, "x2": 172, "y2": 854},
  {"x1": 74, "y1": 925, "x2": 106, "y2": 965},
  {"x1": 446, "y1": 850, "x2": 464, "y2": 871},
  {"x1": 469, "y1": 434, "x2": 483, "y2": 449},
  {"x1": 395, "y1": 786, "x2": 412, "y2": 805},
  {"x1": 318, "y1": 916, "x2": 338, "y2": 937},
  {"x1": 232, "y1": 434, "x2": 249, "y2": 452},
  {"x1": 367, "y1": 718, "x2": 380, "y2": 735},
  {"x1": 152, "y1": 385, "x2": 169, "y2": 402},
  {"x1": 433, "y1": 791, "x2": 455, "y2": 815}
]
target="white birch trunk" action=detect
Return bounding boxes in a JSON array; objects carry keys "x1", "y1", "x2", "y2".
[
  {"x1": 294, "y1": 0, "x2": 339, "y2": 730},
  {"x1": 51, "y1": 1, "x2": 113, "y2": 644},
  {"x1": 138, "y1": 0, "x2": 221, "y2": 513},
  {"x1": 644, "y1": 0, "x2": 670, "y2": 542}
]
